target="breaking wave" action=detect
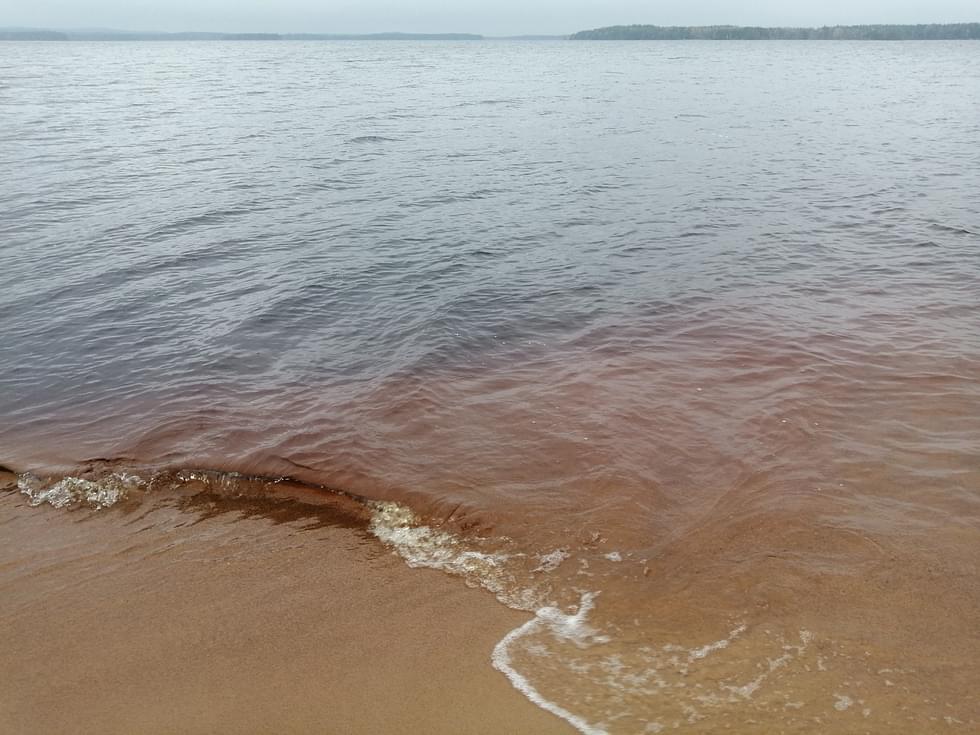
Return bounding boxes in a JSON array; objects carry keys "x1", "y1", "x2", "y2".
[{"x1": 17, "y1": 471, "x2": 142, "y2": 509}]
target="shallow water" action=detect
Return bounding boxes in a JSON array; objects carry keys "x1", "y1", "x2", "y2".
[{"x1": 2, "y1": 40, "x2": 979, "y2": 732}]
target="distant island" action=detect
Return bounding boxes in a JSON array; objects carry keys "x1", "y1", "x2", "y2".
[
  {"x1": 0, "y1": 29, "x2": 70, "y2": 40},
  {"x1": 571, "y1": 23, "x2": 980, "y2": 40},
  {"x1": 0, "y1": 29, "x2": 483, "y2": 41}
]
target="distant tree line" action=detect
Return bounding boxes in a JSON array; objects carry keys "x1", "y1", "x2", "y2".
[
  {"x1": 571, "y1": 24, "x2": 980, "y2": 40},
  {"x1": 0, "y1": 30, "x2": 69, "y2": 40}
]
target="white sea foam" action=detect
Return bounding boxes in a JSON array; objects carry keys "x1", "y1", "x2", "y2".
[
  {"x1": 367, "y1": 500, "x2": 529, "y2": 606},
  {"x1": 492, "y1": 593, "x2": 610, "y2": 735},
  {"x1": 722, "y1": 629, "x2": 813, "y2": 701},
  {"x1": 534, "y1": 548, "x2": 570, "y2": 572},
  {"x1": 369, "y1": 500, "x2": 613, "y2": 732},
  {"x1": 688, "y1": 624, "x2": 746, "y2": 661},
  {"x1": 370, "y1": 501, "x2": 833, "y2": 732},
  {"x1": 367, "y1": 500, "x2": 843, "y2": 732},
  {"x1": 18, "y1": 473, "x2": 141, "y2": 509}
]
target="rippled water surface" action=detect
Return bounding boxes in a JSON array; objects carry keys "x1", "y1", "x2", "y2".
[{"x1": 2, "y1": 40, "x2": 979, "y2": 732}]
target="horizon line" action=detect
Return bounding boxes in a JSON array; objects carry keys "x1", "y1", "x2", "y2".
[{"x1": 3, "y1": 21, "x2": 979, "y2": 34}]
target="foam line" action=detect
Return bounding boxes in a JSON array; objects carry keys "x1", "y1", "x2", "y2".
[
  {"x1": 491, "y1": 594, "x2": 608, "y2": 735},
  {"x1": 370, "y1": 500, "x2": 606, "y2": 731}
]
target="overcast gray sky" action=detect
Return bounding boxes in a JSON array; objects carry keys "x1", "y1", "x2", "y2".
[{"x1": 2, "y1": 0, "x2": 977, "y2": 36}]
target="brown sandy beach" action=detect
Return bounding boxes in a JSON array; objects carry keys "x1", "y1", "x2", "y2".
[{"x1": 0, "y1": 471, "x2": 571, "y2": 735}]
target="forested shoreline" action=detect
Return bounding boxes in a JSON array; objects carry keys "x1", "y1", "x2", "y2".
[{"x1": 571, "y1": 23, "x2": 980, "y2": 40}]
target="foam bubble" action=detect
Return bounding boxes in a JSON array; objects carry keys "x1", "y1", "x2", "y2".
[
  {"x1": 722, "y1": 629, "x2": 813, "y2": 701},
  {"x1": 18, "y1": 473, "x2": 141, "y2": 509},
  {"x1": 534, "y1": 548, "x2": 570, "y2": 572},
  {"x1": 368, "y1": 500, "x2": 528, "y2": 606},
  {"x1": 688, "y1": 624, "x2": 746, "y2": 661}
]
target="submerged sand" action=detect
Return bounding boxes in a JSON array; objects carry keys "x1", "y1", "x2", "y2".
[{"x1": 0, "y1": 476, "x2": 572, "y2": 734}]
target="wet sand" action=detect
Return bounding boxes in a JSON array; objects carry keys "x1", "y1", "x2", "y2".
[{"x1": 0, "y1": 477, "x2": 572, "y2": 735}]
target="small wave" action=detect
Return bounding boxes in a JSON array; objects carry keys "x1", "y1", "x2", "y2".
[
  {"x1": 928, "y1": 222, "x2": 978, "y2": 236},
  {"x1": 456, "y1": 99, "x2": 515, "y2": 108},
  {"x1": 7, "y1": 465, "x2": 373, "y2": 529},
  {"x1": 348, "y1": 135, "x2": 397, "y2": 144}
]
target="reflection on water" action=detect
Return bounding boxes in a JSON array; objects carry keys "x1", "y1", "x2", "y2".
[{"x1": 1, "y1": 40, "x2": 978, "y2": 732}]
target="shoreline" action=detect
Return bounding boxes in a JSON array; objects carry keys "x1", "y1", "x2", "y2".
[{"x1": 0, "y1": 477, "x2": 572, "y2": 734}]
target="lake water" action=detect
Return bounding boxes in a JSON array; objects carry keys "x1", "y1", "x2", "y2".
[{"x1": 1, "y1": 40, "x2": 979, "y2": 733}]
